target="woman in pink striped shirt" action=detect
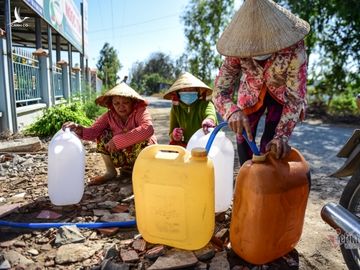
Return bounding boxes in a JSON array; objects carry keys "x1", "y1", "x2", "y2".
[{"x1": 63, "y1": 83, "x2": 157, "y2": 185}]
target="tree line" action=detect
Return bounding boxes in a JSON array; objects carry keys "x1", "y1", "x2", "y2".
[{"x1": 96, "y1": 0, "x2": 360, "y2": 115}]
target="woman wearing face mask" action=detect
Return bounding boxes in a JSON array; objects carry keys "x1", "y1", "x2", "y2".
[
  {"x1": 163, "y1": 72, "x2": 218, "y2": 147},
  {"x1": 213, "y1": 0, "x2": 310, "y2": 165}
]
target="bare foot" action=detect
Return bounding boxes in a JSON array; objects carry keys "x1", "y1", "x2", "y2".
[{"x1": 88, "y1": 172, "x2": 117, "y2": 186}]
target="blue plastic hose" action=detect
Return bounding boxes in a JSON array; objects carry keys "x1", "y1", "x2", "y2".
[
  {"x1": 0, "y1": 220, "x2": 136, "y2": 229},
  {"x1": 205, "y1": 122, "x2": 228, "y2": 153},
  {"x1": 205, "y1": 121, "x2": 260, "y2": 155},
  {"x1": 241, "y1": 129, "x2": 261, "y2": 156}
]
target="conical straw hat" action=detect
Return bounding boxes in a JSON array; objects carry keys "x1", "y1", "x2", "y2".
[
  {"x1": 163, "y1": 72, "x2": 213, "y2": 100},
  {"x1": 95, "y1": 82, "x2": 147, "y2": 107},
  {"x1": 216, "y1": 0, "x2": 310, "y2": 57}
]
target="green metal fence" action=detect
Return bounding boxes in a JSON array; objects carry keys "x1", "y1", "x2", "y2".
[
  {"x1": 12, "y1": 47, "x2": 41, "y2": 105},
  {"x1": 53, "y1": 65, "x2": 63, "y2": 99},
  {"x1": 71, "y1": 71, "x2": 79, "y2": 95},
  {"x1": 71, "y1": 72, "x2": 75, "y2": 91}
]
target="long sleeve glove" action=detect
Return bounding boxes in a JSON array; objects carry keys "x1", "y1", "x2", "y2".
[
  {"x1": 201, "y1": 118, "x2": 216, "y2": 134},
  {"x1": 172, "y1": 128, "x2": 184, "y2": 141}
]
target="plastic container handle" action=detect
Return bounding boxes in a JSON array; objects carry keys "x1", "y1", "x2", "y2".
[
  {"x1": 145, "y1": 144, "x2": 187, "y2": 161},
  {"x1": 205, "y1": 122, "x2": 260, "y2": 155}
]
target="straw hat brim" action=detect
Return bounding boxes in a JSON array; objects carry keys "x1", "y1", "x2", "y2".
[
  {"x1": 216, "y1": 0, "x2": 310, "y2": 57},
  {"x1": 163, "y1": 72, "x2": 213, "y2": 100},
  {"x1": 95, "y1": 82, "x2": 147, "y2": 107}
]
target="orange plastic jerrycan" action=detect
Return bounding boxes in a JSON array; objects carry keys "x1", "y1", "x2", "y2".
[
  {"x1": 133, "y1": 144, "x2": 215, "y2": 250},
  {"x1": 230, "y1": 148, "x2": 310, "y2": 265}
]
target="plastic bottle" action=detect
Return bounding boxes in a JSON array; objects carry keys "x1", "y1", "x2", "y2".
[
  {"x1": 48, "y1": 128, "x2": 85, "y2": 206},
  {"x1": 186, "y1": 128, "x2": 234, "y2": 213},
  {"x1": 230, "y1": 148, "x2": 310, "y2": 264},
  {"x1": 133, "y1": 144, "x2": 214, "y2": 250}
]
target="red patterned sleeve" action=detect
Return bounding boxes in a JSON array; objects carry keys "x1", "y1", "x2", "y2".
[
  {"x1": 82, "y1": 112, "x2": 110, "y2": 141},
  {"x1": 274, "y1": 40, "x2": 308, "y2": 140},
  {"x1": 112, "y1": 106, "x2": 154, "y2": 149},
  {"x1": 213, "y1": 56, "x2": 242, "y2": 120}
]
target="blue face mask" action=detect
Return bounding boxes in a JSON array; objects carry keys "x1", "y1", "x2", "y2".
[{"x1": 179, "y1": 92, "x2": 198, "y2": 105}]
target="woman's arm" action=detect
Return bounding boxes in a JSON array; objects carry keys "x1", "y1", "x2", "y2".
[
  {"x1": 274, "y1": 40, "x2": 308, "y2": 140},
  {"x1": 213, "y1": 57, "x2": 253, "y2": 139},
  {"x1": 213, "y1": 56, "x2": 242, "y2": 120},
  {"x1": 169, "y1": 106, "x2": 179, "y2": 139},
  {"x1": 81, "y1": 112, "x2": 110, "y2": 141}
]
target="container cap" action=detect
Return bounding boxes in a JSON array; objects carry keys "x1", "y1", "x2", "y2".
[
  {"x1": 191, "y1": 147, "x2": 208, "y2": 158},
  {"x1": 252, "y1": 154, "x2": 267, "y2": 162}
]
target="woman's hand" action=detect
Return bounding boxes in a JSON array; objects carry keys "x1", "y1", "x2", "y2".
[
  {"x1": 202, "y1": 118, "x2": 216, "y2": 134},
  {"x1": 227, "y1": 110, "x2": 253, "y2": 141},
  {"x1": 172, "y1": 128, "x2": 184, "y2": 141},
  {"x1": 62, "y1": 122, "x2": 83, "y2": 137},
  {"x1": 265, "y1": 137, "x2": 291, "y2": 159},
  {"x1": 105, "y1": 140, "x2": 117, "y2": 153}
]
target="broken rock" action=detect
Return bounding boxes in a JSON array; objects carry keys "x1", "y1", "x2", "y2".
[
  {"x1": 209, "y1": 251, "x2": 230, "y2": 270},
  {"x1": 132, "y1": 239, "x2": 146, "y2": 252},
  {"x1": 194, "y1": 243, "x2": 215, "y2": 261},
  {"x1": 120, "y1": 249, "x2": 139, "y2": 263},
  {"x1": 144, "y1": 245, "x2": 165, "y2": 260},
  {"x1": 148, "y1": 249, "x2": 198, "y2": 270},
  {"x1": 55, "y1": 225, "x2": 85, "y2": 246},
  {"x1": 0, "y1": 137, "x2": 42, "y2": 152},
  {"x1": 3, "y1": 250, "x2": 34, "y2": 267},
  {"x1": 55, "y1": 243, "x2": 102, "y2": 264}
]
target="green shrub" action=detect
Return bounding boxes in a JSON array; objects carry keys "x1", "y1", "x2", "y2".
[
  {"x1": 328, "y1": 94, "x2": 358, "y2": 115},
  {"x1": 80, "y1": 85, "x2": 108, "y2": 120},
  {"x1": 24, "y1": 102, "x2": 92, "y2": 137},
  {"x1": 83, "y1": 100, "x2": 107, "y2": 120},
  {"x1": 82, "y1": 93, "x2": 107, "y2": 120}
]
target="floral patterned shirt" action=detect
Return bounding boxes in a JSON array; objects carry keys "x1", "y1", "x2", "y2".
[{"x1": 213, "y1": 40, "x2": 308, "y2": 140}]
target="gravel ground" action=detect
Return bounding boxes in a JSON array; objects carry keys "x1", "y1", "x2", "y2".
[{"x1": 0, "y1": 98, "x2": 357, "y2": 269}]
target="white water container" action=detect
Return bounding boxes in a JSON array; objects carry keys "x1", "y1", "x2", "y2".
[
  {"x1": 48, "y1": 128, "x2": 85, "y2": 205},
  {"x1": 187, "y1": 128, "x2": 234, "y2": 213}
]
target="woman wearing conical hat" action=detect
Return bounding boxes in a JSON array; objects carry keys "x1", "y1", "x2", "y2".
[
  {"x1": 213, "y1": 0, "x2": 310, "y2": 165},
  {"x1": 163, "y1": 72, "x2": 218, "y2": 146},
  {"x1": 63, "y1": 82, "x2": 157, "y2": 185}
]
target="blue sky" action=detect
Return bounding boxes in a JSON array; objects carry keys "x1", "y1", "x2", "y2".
[{"x1": 87, "y1": 0, "x2": 190, "y2": 80}]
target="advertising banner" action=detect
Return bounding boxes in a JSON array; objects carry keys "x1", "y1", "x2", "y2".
[
  {"x1": 83, "y1": 0, "x2": 88, "y2": 57},
  {"x1": 23, "y1": 0, "x2": 83, "y2": 53}
]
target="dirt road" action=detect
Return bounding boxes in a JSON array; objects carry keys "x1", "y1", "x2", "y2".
[{"x1": 287, "y1": 119, "x2": 353, "y2": 270}]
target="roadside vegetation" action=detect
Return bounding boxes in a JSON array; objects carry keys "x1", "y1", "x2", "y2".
[{"x1": 23, "y1": 86, "x2": 107, "y2": 138}]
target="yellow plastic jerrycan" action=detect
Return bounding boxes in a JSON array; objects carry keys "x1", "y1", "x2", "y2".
[
  {"x1": 230, "y1": 148, "x2": 310, "y2": 265},
  {"x1": 133, "y1": 144, "x2": 215, "y2": 250}
]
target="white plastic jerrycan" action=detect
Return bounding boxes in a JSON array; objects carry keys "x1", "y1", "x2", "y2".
[
  {"x1": 48, "y1": 128, "x2": 85, "y2": 206},
  {"x1": 187, "y1": 123, "x2": 234, "y2": 213}
]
